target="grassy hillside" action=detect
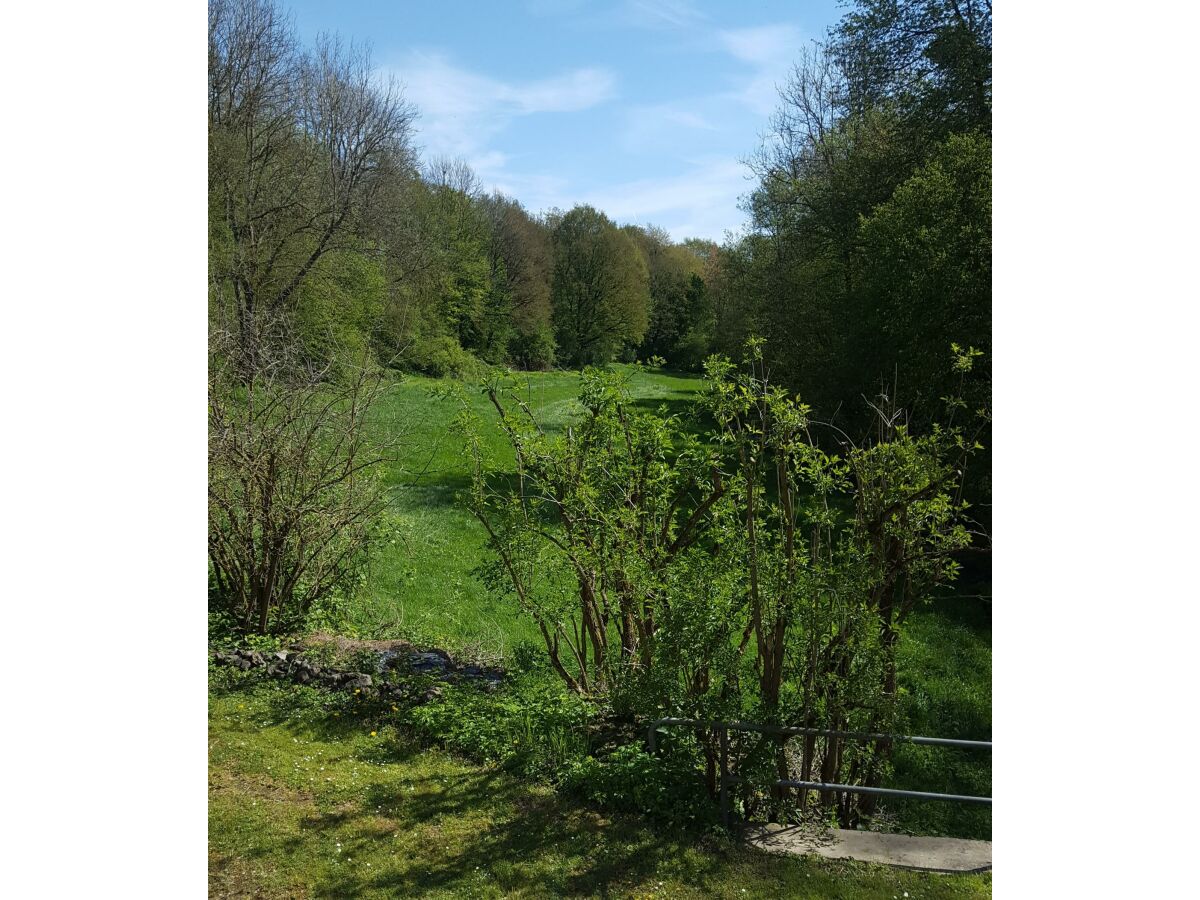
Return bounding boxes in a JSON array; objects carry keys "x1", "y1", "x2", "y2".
[
  {"x1": 348, "y1": 366, "x2": 707, "y2": 654},
  {"x1": 336, "y1": 365, "x2": 992, "y2": 836},
  {"x1": 213, "y1": 362, "x2": 989, "y2": 884}
]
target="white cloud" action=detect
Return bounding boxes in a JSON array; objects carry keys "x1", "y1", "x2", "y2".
[
  {"x1": 620, "y1": 101, "x2": 716, "y2": 153},
  {"x1": 507, "y1": 68, "x2": 617, "y2": 113},
  {"x1": 718, "y1": 24, "x2": 802, "y2": 65},
  {"x1": 622, "y1": 0, "x2": 706, "y2": 31},
  {"x1": 579, "y1": 158, "x2": 754, "y2": 242},
  {"x1": 383, "y1": 19, "x2": 806, "y2": 241},
  {"x1": 716, "y1": 23, "x2": 804, "y2": 115},
  {"x1": 395, "y1": 52, "x2": 617, "y2": 165},
  {"x1": 487, "y1": 170, "x2": 573, "y2": 210}
]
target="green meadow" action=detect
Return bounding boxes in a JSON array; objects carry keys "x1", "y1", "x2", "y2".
[{"x1": 348, "y1": 366, "x2": 708, "y2": 654}]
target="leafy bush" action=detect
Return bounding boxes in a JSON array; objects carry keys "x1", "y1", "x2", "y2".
[
  {"x1": 405, "y1": 676, "x2": 593, "y2": 777},
  {"x1": 464, "y1": 339, "x2": 984, "y2": 829},
  {"x1": 409, "y1": 334, "x2": 485, "y2": 378},
  {"x1": 673, "y1": 328, "x2": 712, "y2": 371},
  {"x1": 293, "y1": 251, "x2": 388, "y2": 374},
  {"x1": 507, "y1": 327, "x2": 556, "y2": 370},
  {"x1": 510, "y1": 640, "x2": 552, "y2": 674},
  {"x1": 561, "y1": 744, "x2": 716, "y2": 826}
]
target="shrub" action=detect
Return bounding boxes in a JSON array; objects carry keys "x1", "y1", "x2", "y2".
[
  {"x1": 405, "y1": 677, "x2": 593, "y2": 777},
  {"x1": 410, "y1": 334, "x2": 485, "y2": 378},
  {"x1": 464, "y1": 338, "x2": 982, "y2": 828},
  {"x1": 208, "y1": 335, "x2": 392, "y2": 636},
  {"x1": 561, "y1": 744, "x2": 716, "y2": 826},
  {"x1": 673, "y1": 328, "x2": 712, "y2": 371},
  {"x1": 507, "y1": 327, "x2": 556, "y2": 371}
]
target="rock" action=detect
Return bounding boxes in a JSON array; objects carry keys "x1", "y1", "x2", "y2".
[
  {"x1": 213, "y1": 639, "x2": 503, "y2": 699},
  {"x1": 288, "y1": 660, "x2": 312, "y2": 683},
  {"x1": 409, "y1": 651, "x2": 451, "y2": 675},
  {"x1": 377, "y1": 649, "x2": 407, "y2": 673}
]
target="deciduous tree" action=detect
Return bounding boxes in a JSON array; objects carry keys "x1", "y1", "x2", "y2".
[{"x1": 551, "y1": 206, "x2": 650, "y2": 366}]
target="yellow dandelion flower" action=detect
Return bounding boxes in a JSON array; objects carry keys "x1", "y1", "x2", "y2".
[{"x1": 370, "y1": 731, "x2": 377, "y2": 737}]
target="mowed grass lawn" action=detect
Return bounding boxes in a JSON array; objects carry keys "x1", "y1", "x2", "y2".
[
  {"x1": 349, "y1": 365, "x2": 708, "y2": 654},
  {"x1": 209, "y1": 677, "x2": 992, "y2": 899}
]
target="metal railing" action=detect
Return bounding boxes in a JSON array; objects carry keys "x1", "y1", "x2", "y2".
[{"x1": 647, "y1": 717, "x2": 991, "y2": 827}]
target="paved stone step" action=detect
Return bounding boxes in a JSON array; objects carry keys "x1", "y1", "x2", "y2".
[{"x1": 744, "y1": 824, "x2": 992, "y2": 873}]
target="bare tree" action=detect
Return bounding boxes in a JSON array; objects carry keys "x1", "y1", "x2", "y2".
[
  {"x1": 207, "y1": 316, "x2": 396, "y2": 635},
  {"x1": 747, "y1": 43, "x2": 848, "y2": 232},
  {"x1": 208, "y1": 0, "x2": 296, "y2": 129},
  {"x1": 208, "y1": 0, "x2": 418, "y2": 371},
  {"x1": 424, "y1": 155, "x2": 482, "y2": 198}
]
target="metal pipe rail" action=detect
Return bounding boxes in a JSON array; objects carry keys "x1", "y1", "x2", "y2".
[
  {"x1": 646, "y1": 717, "x2": 992, "y2": 825},
  {"x1": 647, "y1": 717, "x2": 992, "y2": 753},
  {"x1": 729, "y1": 777, "x2": 991, "y2": 805}
]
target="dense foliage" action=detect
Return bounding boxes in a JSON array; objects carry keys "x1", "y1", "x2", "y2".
[
  {"x1": 208, "y1": 0, "x2": 718, "y2": 378},
  {"x1": 463, "y1": 340, "x2": 984, "y2": 827},
  {"x1": 550, "y1": 206, "x2": 650, "y2": 366}
]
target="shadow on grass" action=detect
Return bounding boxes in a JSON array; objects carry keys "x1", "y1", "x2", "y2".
[
  {"x1": 281, "y1": 763, "x2": 728, "y2": 898},
  {"x1": 627, "y1": 394, "x2": 699, "y2": 422},
  {"x1": 385, "y1": 470, "x2": 527, "y2": 511},
  {"x1": 210, "y1": 669, "x2": 441, "y2": 760}
]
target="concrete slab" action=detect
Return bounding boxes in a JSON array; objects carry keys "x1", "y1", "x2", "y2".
[{"x1": 743, "y1": 823, "x2": 992, "y2": 873}]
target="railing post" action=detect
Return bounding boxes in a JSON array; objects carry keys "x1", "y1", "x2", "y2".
[{"x1": 720, "y1": 725, "x2": 730, "y2": 829}]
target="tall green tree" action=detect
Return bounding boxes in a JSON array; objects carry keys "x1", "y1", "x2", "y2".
[
  {"x1": 855, "y1": 131, "x2": 991, "y2": 415},
  {"x1": 625, "y1": 226, "x2": 712, "y2": 369},
  {"x1": 551, "y1": 206, "x2": 650, "y2": 367},
  {"x1": 831, "y1": 0, "x2": 991, "y2": 140},
  {"x1": 729, "y1": 0, "x2": 991, "y2": 441},
  {"x1": 480, "y1": 192, "x2": 555, "y2": 368}
]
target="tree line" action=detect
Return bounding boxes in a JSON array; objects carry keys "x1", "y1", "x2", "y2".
[
  {"x1": 210, "y1": 0, "x2": 989, "y2": 418},
  {"x1": 208, "y1": 0, "x2": 722, "y2": 376}
]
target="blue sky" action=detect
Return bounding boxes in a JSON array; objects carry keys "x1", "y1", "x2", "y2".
[{"x1": 285, "y1": 1, "x2": 845, "y2": 241}]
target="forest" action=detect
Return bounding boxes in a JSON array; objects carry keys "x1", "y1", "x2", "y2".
[
  {"x1": 209, "y1": 0, "x2": 990, "y2": 409},
  {"x1": 209, "y1": 0, "x2": 992, "y2": 895}
]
